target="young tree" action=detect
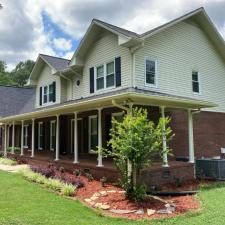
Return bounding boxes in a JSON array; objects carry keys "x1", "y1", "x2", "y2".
[{"x1": 102, "y1": 107, "x2": 173, "y2": 201}]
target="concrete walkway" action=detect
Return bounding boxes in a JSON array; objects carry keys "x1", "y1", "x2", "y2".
[{"x1": 0, "y1": 164, "x2": 28, "y2": 173}]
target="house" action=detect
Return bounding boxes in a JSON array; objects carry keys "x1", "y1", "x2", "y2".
[{"x1": 0, "y1": 7, "x2": 225, "y2": 185}]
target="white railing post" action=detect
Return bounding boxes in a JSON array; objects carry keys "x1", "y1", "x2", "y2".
[
  {"x1": 55, "y1": 115, "x2": 60, "y2": 161},
  {"x1": 31, "y1": 118, "x2": 35, "y2": 158},
  {"x1": 161, "y1": 106, "x2": 169, "y2": 167},
  {"x1": 188, "y1": 109, "x2": 195, "y2": 163},
  {"x1": 73, "y1": 112, "x2": 79, "y2": 164},
  {"x1": 21, "y1": 120, "x2": 24, "y2": 156},
  {"x1": 97, "y1": 108, "x2": 103, "y2": 167}
]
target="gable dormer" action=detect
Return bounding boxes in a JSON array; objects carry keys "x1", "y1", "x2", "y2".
[{"x1": 27, "y1": 54, "x2": 70, "y2": 108}]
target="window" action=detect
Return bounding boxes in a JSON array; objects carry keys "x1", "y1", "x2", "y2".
[
  {"x1": 49, "y1": 83, "x2": 54, "y2": 102},
  {"x1": 88, "y1": 115, "x2": 98, "y2": 152},
  {"x1": 24, "y1": 125, "x2": 29, "y2": 148},
  {"x1": 106, "y1": 61, "x2": 115, "y2": 88},
  {"x1": 192, "y1": 71, "x2": 200, "y2": 93},
  {"x1": 42, "y1": 83, "x2": 55, "y2": 105},
  {"x1": 43, "y1": 86, "x2": 48, "y2": 103},
  {"x1": 96, "y1": 65, "x2": 104, "y2": 90},
  {"x1": 50, "y1": 121, "x2": 56, "y2": 151},
  {"x1": 38, "y1": 122, "x2": 43, "y2": 150},
  {"x1": 145, "y1": 59, "x2": 156, "y2": 86},
  {"x1": 95, "y1": 61, "x2": 115, "y2": 91}
]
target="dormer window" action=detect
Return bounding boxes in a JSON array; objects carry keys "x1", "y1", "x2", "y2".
[{"x1": 40, "y1": 81, "x2": 56, "y2": 106}]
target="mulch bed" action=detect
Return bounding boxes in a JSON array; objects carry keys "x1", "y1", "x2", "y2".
[{"x1": 76, "y1": 176, "x2": 201, "y2": 220}]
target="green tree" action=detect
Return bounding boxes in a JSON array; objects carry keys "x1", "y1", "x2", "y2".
[
  {"x1": 102, "y1": 107, "x2": 173, "y2": 201},
  {"x1": 0, "y1": 61, "x2": 14, "y2": 85},
  {"x1": 10, "y1": 60, "x2": 34, "y2": 86}
]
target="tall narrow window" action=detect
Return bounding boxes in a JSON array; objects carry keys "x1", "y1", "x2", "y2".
[
  {"x1": 145, "y1": 59, "x2": 156, "y2": 86},
  {"x1": 38, "y1": 122, "x2": 43, "y2": 150},
  {"x1": 43, "y1": 86, "x2": 48, "y2": 103},
  {"x1": 192, "y1": 71, "x2": 200, "y2": 93},
  {"x1": 49, "y1": 83, "x2": 54, "y2": 102},
  {"x1": 24, "y1": 125, "x2": 28, "y2": 148},
  {"x1": 96, "y1": 65, "x2": 104, "y2": 90},
  {"x1": 89, "y1": 115, "x2": 98, "y2": 152},
  {"x1": 50, "y1": 121, "x2": 56, "y2": 151},
  {"x1": 106, "y1": 61, "x2": 115, "y2": 88}
]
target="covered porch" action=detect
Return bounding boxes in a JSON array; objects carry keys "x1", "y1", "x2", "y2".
[{"x1": 0, "y1": 89, "x2": 216, "y2": 183}]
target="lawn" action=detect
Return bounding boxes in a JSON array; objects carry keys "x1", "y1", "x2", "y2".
[{"x1": 0, "y1": 171, "x2": 224, "y2": 225}]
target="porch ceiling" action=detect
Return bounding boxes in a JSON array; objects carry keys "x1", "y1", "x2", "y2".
[{"x1": 0, "y1": 88, "x2": 216, "y2": 123}]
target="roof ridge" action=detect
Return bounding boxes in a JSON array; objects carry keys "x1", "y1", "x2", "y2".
[
  {"x1": 0, "y1": 84, "x2": 34, "y2": 89},
  {"x1": 39, "y1": 53, "x2": 70, "y2": 61},
  {"x1": 92, "y1": 18, "x2": 139, "y2": 37}
]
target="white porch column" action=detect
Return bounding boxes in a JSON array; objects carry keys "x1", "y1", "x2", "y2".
[
  {"x1": 188, "y1": 109, "x2": 195, "y2": 163},
  {"x1": 73, "y1": 112, "x2": 79, "y2": 163},
  {"x1": 7, "y1": 125, "x2": 10, "y2": 149},
  {"x1": 31, "y1": 118, "x2": 35, "y2": 157},
  {"x1": 161, "y1": 106, "x2": 169, "y2": 167},
  {"x1": 21, "y1": 120, "x2": 24, "y2": 156},
  {"x1": 12, "y1": 121, "x2": 15, "y2": 154},
  {"x1": 127, "y1": 103, "x2": 133, "y2": 178},
  {"x1": 97, "y1": 108, "x2": 103, "y2": 167},
  {"x1": 55, "y1": 115, "x2": 60, "y2": 161},
  {"x1": 4, "y1": 124, "x2": 7, "y2": 157}
]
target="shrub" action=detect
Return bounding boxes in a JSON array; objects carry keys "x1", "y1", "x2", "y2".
[
  {"x1": 56, "y1": 173, "x2": 84, "y2": 188},
  {"x1": 30, "y1": 165, "x2": 55, "y2": 178},
  {"x1": 85, "y1": 173, "x2": 94, "y2": 181},
  {"x1": 73, "y1": 169, "x2": 81, "y2": 177},
  {"x1": 45, "y1": 178, "x2": 63, "y2": 191},
  {"x1": 0, "y1": 157, "x2": 17, "y2": 166},
  {"x1": 61, "y1": 184, "x2": 75, "y2": 197}
]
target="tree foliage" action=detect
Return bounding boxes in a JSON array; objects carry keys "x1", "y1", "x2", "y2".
[
  {"x1": 101, "y1": 107, "x2": 173, "y2": 201},
  {"x1": 0, "y1": 60, "x2": 34, "y2": 86}
]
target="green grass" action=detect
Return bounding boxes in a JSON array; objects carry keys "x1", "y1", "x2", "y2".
[
  {"x1": 0, "y1": 171, "x2": 225, "y2": 225},
  {"x1": 0, "y1": 157, "x2": 17, "y2": 166}
]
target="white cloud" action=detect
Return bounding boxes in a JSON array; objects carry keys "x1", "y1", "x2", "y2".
[
  {"x1": 0, "y1": 0, "x2": 225, "y2": 71},
  {"x1": 53, "y1": 38, "x2": 72, "y2": 51}
]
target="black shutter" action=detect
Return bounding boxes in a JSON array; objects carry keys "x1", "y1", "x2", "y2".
[
  {"x1": 42, "y1": 122, "x2": 45, "y2": 149},
  {"x1": 52, "y1": 81, "x2": 56, "y2": 102},
  {"x1": 115, "y1": 57, "x2": 121, "y2": 87},
  {"x1": 39, "y1": 87, "x2": 42, "y2": 106},
  {"x1": 89, "y1": 67, "x2": 94, "y2": 93}
]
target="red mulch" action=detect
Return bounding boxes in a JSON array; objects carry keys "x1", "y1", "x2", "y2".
[{"x1": 76, "y1": 176, "x2": 201, "y2": 220}]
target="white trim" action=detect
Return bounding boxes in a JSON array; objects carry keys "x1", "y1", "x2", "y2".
[
  {"x1": 70, "y1": 118, "x2": 82, "y2": 153},
  {"x1": 94, "y1": 59, "x2": 116, "y2": 92},
  {"x1": 24, "y1": 124, "x2": 29, "y2": 148},
  {"x1": 144, "y1": 57, "x2": 158, "y2": 88},
  {"x1": 38, "y1": 122, "x2": 43, "y2": 150},
  {"x1": 192, "y1": 70, "x2": 201, "y2": 95},
  {"x1": 50, "y1": 120, "x2": 56, "y2": 151},
  {"x1": 88, "y1": 115, "x2": 98, "y2": 153}
]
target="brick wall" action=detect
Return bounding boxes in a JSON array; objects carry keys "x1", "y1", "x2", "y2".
[{"x1": 169, "y1": 110, "x2": 225, "y2": 158}]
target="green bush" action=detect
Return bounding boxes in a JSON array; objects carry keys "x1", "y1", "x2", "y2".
[
  {"x1": 62, "y1": 184, "x2": 75, "y2": 197},
  {"x1": 0, "y1": 157, "x2": 17, "y2": 166},
  {"x1": 45, "y1": 178, "x2": 63, "y2": 191}
]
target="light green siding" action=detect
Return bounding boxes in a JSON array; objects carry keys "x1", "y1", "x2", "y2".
[
  {"x1": 35, "y1": 64, "x2": 61, "y2": 108},
  {"x1": 73, "y1": 31, "x2": 132, "y2": 99},
  {"x1": 135, "y1": 21, "x2": 225, "y2": 112}
]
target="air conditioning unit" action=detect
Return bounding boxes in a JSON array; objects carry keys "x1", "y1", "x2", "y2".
[{"x1": 196, "y1": 158, "x2": 225, "y2": 180}]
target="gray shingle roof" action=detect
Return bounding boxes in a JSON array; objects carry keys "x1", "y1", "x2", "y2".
[
  {"x1": 40, "y1": 54, "x2": 70, "y2": 71},
  {"x1": 0, "y1": 85, "x2": 35, "y2": 117}
]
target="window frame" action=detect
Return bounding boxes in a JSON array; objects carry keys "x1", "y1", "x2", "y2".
[
  {"x1": 88, "y1": 115, "x2": 98, "y2": 153},
  {"x1": 94, "y1": 60, "x2": 116, "y2": 92},
  {"x1": 144, "y1": 58, "x2": 158, "y2": 88},
  {"x1": 41, "y1": 83, "x2": 55, "y2": 106},
  {"x1": 50, "y1": 120, "x2": 56, "y2": 151},
  {"x1": 38, "y1": 122, "x2": 43, "y2": 150},
  {"x1": 192, "y1": 70, "x2": 201, "y2": 94}
]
